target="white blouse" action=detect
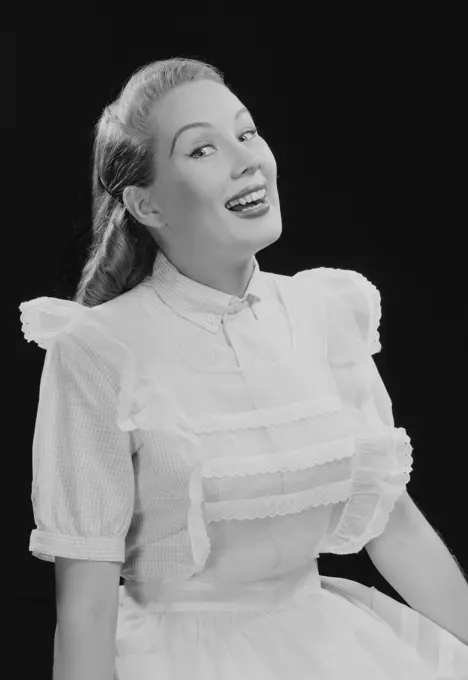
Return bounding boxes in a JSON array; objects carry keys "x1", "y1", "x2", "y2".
[{"x1": 19, "y1": 249, "x2": 411, "y2": 587}]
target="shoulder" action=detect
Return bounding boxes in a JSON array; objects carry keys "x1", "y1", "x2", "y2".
[
  {"x1": 19, "y1": 284, "x2": 147, "y2": 352},
  {"x1": 291, "y1": 266, "x2": 383, "y2": 362},
  {"x1": 292, "y1": 266, "x2": 380, "y2": 305}
]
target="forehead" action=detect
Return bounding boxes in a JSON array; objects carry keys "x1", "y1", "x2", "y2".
[{"x1": 149, "y1": 80, "x2": 246, "y2": 133}]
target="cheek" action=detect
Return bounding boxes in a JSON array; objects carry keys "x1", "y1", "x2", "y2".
[
  {"x1": 164, "y1": 182, "x2": 199, "y2": 220},
  {"x1": 175, "y1": 175, "x2": 212, "y2": 207},
  {"x1": 182, "y1": 183, "x2": 224, "y2": 215}
]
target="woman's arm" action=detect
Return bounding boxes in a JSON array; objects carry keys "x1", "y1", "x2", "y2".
[
  {"x1": 53, "y1": 610, "x2": 118, "y2": 680},
  {"x1": 366, "y1": 493, "x2": 468, "y2": 644},
  {"x1": 53, "y1": 558, "x2": 121, "y2": 679}
]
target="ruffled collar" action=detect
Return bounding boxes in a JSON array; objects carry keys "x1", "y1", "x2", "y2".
[{"x1": 148, "y1": 249, "x2": 266, "y2": 317}]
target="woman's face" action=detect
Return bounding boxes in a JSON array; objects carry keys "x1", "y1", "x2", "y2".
[{"x1": 139, "y1": 79, "x2": 282, "y2": 269}]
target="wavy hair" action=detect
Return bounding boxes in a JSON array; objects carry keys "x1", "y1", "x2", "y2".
[{"x1": 73, "y1": 58, "x2": 225, "y2": 307}]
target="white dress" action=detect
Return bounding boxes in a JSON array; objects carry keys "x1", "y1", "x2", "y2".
[{"x1": 19, "y1": 250, "x2": 468, "y2": 678}]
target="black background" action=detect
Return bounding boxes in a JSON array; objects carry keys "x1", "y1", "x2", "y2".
[{"x1": 5, "y1": 14, "x2": 467, "y2": 676}]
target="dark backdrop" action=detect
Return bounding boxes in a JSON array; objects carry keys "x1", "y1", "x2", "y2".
[{"x1": 6, "y1": 19, "x2": 467, "y2": 677}]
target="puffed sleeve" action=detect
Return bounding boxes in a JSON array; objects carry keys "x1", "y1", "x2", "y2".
[
  {"x1": 294, "y1": 266, "x2": 387, "y2": 415},
  {"x1": 294, "y1": 267, "x2": 413, "y2": 554},
  {"x1": 22, "y1": 303, "x2": 135, "y2": 563}
]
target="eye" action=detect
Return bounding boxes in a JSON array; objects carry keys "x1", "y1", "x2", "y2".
[{"x1": 189, "y1": 127, "x2": 259, "y2": 159}]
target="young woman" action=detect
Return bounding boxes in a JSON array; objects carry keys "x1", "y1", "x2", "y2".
[{"x1": 20, "y1": 57, "x2": 468, "y2": 679}]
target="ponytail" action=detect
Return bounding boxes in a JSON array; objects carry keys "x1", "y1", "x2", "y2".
[{"x1": 73, "y1": 198, "x2": 158, "y2": 307}]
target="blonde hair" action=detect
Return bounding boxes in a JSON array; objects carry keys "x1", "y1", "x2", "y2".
[{"x1": 73, "y1": 57, "x2": 225, "y2": 307}]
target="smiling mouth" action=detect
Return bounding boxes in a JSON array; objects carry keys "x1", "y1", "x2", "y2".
[
  {"x1": 225, "y1": 193, "x2": 268, "y2": 212},
  {"x1": 224, "y1": 197, "x2": 271, "y2": 218}
]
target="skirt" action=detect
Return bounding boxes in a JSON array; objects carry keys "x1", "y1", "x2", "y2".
[{"x1": 114, "y1": 561, "x2": 468, "y2": 679}]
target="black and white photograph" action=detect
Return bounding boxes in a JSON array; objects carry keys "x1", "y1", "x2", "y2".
[{"x1": 7, "y1": 17, "x2": 468, "y2": 678}]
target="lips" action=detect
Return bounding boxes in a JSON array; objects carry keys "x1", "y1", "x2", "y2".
[{"x1": 225, "y1": 182, "x2": 267, "y2": 206}]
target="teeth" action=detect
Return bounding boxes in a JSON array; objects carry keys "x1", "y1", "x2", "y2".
[{"x1": 226, "y1": 188, "x2": 267, "y2": 209}]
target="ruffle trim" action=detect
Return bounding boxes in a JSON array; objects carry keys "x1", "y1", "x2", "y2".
[
  {"x1": 194, "y1": 396, "x2": 342, "y2": 434},
  {"x1": 19, "y1": 296, "x2": 212, "y2": 576},
  {"x1": 293, "y1": 267, "x2": 382, "y2": 366},
  {"x1": 205, "y1": 479, "x2": 353, "y2": 523},
  {"x1": 203, "y1": 435, "x2": 356, "y2": 478},
  {"x1": 19, "y1": 297, "x2": 91, "y2": 350},
  {"x1": 19, "y1": 296, "x2": 145, "y2": 435},
  {"x1": 20, "y1": 296, "x2": 409, "y2": 578},
  {"x1": 184, "y1": 429, "x2": 409, "y2": 569},
  {"x1": 187, "y1": 439, "x2": 353, "y2": 571},
  {"x1": 199, "y1": 429, "x2": 411, "y2": 526},
  {"x1": 119, "y1": 393, "x2": 343, "y2": 435},
  {"x1": 322, "y1": 427, "x2": 413, "y2": 554},
  {"x1": 180, "y1": 433, "x2": 354, "y2": 573},
  {"x1": 183, "y1": 427, "x2": 410, "y2": 570}
]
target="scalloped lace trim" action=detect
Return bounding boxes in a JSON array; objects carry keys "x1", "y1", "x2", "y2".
[
  {"x1": 118, "y1": 389, "x2": 344, "y2": 434},
  {"x1": 205, "y1": 479, "x2": 353, "y2": 523},
  {"x1": 191, "y1": 396, "x2": 342, "y2": 434},
  {"x1": 203, "y1": 435, "x2": 356, "y2": 478},
  {"x1": 19, "y1": 297, "x2": 143, "y2": 436},
  {"x1": 188, "y1": 429, "x2": 408, "y2": 543},
  {"x1": 19, "y1": 298, "x2": 90, "y2": 350}
]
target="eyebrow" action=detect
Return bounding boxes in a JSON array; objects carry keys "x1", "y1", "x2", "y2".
[{"x1": 169, "y1": 106, "x2": 250, "y2": 157}]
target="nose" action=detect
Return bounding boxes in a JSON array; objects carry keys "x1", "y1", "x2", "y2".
[
  {"x1": 226, "y1": 132, "x2": 261, "y2": 163},
  {"x1": 232, "y1": 146, "x2": 263, "y2": 178}
]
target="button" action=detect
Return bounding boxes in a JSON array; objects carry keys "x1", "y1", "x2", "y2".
[{"x1": 206, "y1": 314, "x2": 216, "y2": 324}]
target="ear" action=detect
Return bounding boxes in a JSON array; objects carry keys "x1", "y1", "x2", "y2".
[{"x1": 123, "y1": 185, "x2": 166, "y2": 231}]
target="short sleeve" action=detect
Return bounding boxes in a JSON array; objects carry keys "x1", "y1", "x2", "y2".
[
  {"x1": 294, "y1": 267, "x2": 413, "y2": 554},
  {"x1": 294, "y1": 266, "x2": 382, "y2": 366},
  {"x1": 294, "y1": 266, "x2": 388, "y2": 414},
  {"x1": 28, "y1": 326, "x2": 135, "y2": 563}
]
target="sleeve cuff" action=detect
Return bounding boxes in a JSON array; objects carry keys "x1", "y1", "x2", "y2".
[{"x1": 29, "y1": 529, "x2": 126, "y2": 562}]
